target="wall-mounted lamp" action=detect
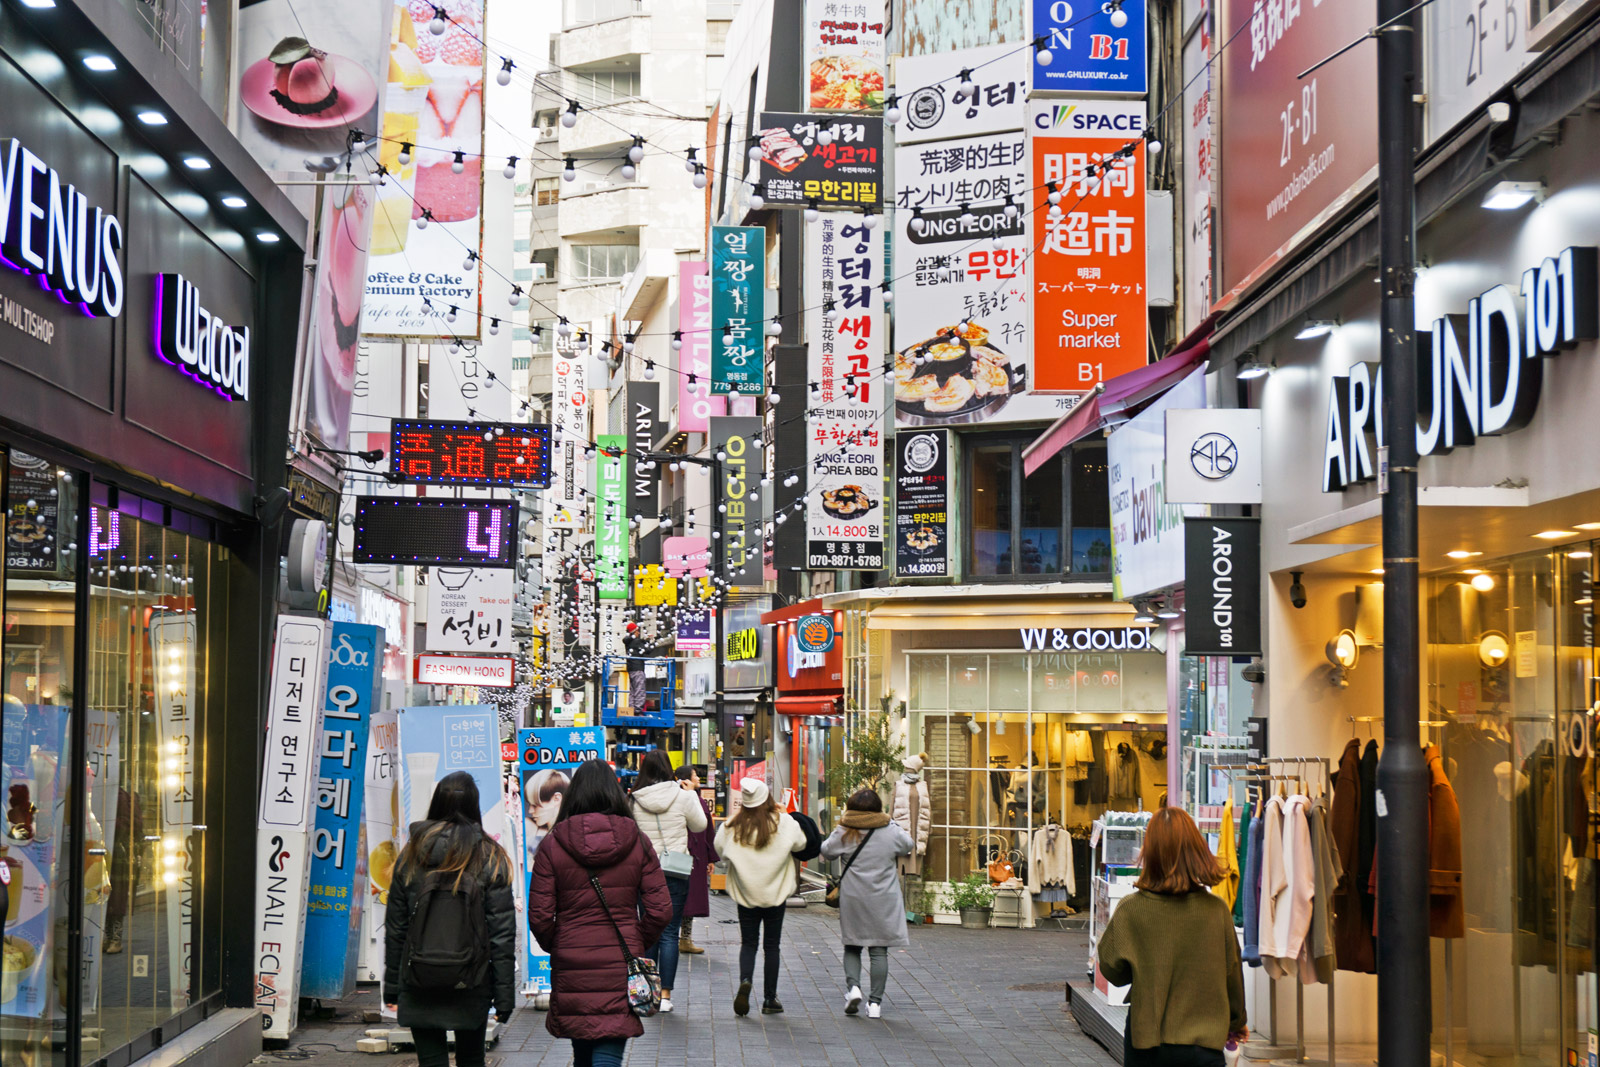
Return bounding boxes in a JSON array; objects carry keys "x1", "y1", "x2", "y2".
[
  {"x1": 1326, "y1": 629, "x2": 1359, "y2": 688},
  {"x1": 1481, "y1": 179, "x2": 1545, "y2": 211},
  {"x1": 1238, "y1": 358, "x2": 1275, "y2": 380},
  {"x1": 1477, "y1": 630, "x2": 1510, "y2": 668},
  {"x1": 1295, "y1": 318, "x2": 1339, "y2": 341}
]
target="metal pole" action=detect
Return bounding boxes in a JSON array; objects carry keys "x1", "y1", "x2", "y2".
[
  {"x1": 1375, "y1": 0, "x2": 1431, "y2": 1062},
  {"x1": 712, "y1": 455, "x2": 727, "y2": 785}
]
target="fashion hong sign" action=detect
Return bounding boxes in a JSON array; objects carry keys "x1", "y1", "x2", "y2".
[{"x1": 1321, "y1": 246, "x2": 1599, "y2": 492}]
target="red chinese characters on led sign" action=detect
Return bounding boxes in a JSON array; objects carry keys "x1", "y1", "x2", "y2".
[{"x1": 389, "y1": 419, "x2": 551, "y2": 488}]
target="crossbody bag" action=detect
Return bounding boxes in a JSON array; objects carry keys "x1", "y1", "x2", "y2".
[{"x1": 825, "y1": 828, "x2": 876, "y2": 909}]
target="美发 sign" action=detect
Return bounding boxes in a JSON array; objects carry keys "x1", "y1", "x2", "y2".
[
  {"x1": 1018, "y1": 626, "x2": 1152, "y2": 652},
  {"x1": 1183, "y1": 517, "x2": 1262, "y2": 657},
  {"x1": 415, "y1": 653, "x2": 515, "y2": 688},
  {"x1": 1321, "y1": 246, "x2": 1598, "y2": 492}
]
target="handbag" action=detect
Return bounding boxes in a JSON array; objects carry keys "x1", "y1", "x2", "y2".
[
  {"x1": 824, "y1": 828, "x2": 876, "y2": 908},
  {"x1": 987, "y1": 856, "x2": 1016, "y2": 885},
  {"x1": 583, "y1": 869, "x2": 662, "y2": 1017},
  {"x1": 650, "y1": 810, "x2": 694, "y2": 881}
]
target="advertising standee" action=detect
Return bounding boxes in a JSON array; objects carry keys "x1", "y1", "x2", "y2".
[{"x1": 894, "y1": 429, "x2": 950, "y2": 578}]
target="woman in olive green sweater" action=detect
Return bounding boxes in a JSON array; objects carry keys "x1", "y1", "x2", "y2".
[{"x1": 1097, "y1": 807, "x2": 1248, "y2": 1067}]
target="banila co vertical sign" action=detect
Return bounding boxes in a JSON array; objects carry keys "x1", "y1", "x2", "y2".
[{"x1": 1183, "y1": 516, "x2": 1261, "y2": 657}]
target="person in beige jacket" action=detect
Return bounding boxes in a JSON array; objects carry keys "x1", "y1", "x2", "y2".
[
  {"x1": 713, "y1": 779, "x2": 807, "y2": 1016},
  {"x1": 891, "y1": 754, "x2": 931, "y2": 876}
]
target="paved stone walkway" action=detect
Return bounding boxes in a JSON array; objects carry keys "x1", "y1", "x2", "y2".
[{"x1": 269, "y1": 897, "x2": 1110, "y2": 1067}]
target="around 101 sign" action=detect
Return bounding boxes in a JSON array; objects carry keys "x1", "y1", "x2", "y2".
[{"x1": 352, "y1": 498, "x2": 518, "y2": 568}]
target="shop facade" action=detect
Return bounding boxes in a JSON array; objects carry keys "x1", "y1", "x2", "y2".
[
  {"x1": 0, "y1": 8, "x2": 303, "y2": 1066},
  {"x1": 762, "y1": 600, "x2": 846, "y2": 831},
  {"x1": 1225, "y1": 64, "x2": 1600, "y2": 1066},
  {"x1": 830, "y1": 589, "x2": 1167, "y2": 925}
]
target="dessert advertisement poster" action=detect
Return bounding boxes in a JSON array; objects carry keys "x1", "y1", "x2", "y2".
[{"x1": 361, "y1": 0, "x2": 490, "y2": 340}]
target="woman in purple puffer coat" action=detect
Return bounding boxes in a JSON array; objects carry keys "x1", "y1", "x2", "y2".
[{"x1": 530, "y1": 760, "x2": 672, "y2": 1067}]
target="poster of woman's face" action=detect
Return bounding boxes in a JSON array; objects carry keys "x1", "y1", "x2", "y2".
[{"x1": 521, "y1": 768, "x2": 569, "y2": 857}]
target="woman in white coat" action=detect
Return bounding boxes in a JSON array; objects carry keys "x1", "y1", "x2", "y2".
[
  {"x1": 820, "y1": 788, "x2": 915, "y2": 1018},
  {"x1": 714, "y1": 778, "x2": 807, "y2": 1016},
  {"x1": 628, "y1": 749, "x2": 707, "y2": 1012}
]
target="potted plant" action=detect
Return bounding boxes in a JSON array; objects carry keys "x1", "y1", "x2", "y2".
[
  {"x1": 825, "y1": 704, "x2": 906, "y2": 804},
  {"x1": 917, "y1": 884, "x2": 938, "y2": 924},
  {"x1": 945, "y1": 872, "x2": 996, "y2": 930}
]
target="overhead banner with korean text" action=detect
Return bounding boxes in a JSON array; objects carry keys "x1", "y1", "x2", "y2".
[
  {"x1": 755, "y1": 113, "x2": 883, "y2": 211},
  {"x1": 1030, "y1": 99, "x2": 1148, "y2": 391},
  {"x1": 894, "y1": 132, "x2": 1048, "y2": 426},
  {"x1": 545, "y1": 347, "x2": 589, "y2": 528},
  {"x1": 360, "y1": 0, "x2": 488, "y2": 338},
  {"x1": 710, "y1": 227, "x2": 765, "y2": 395},
  {"x1": 302, "y1": 623, "x2": 385, "y2": 1001},
  {"x1": 711, "y1": 417, "x2": 764, "y2": 586},
  {"x1": 894, "y1": 429, "x2": 950, "y2": 578},
  {"x1": 677, "y1": 262, "x2": 725, "y2": 431},
  {"x1": 895, "y1": 43, "x2": 1029, "y2": 145},
  {"x1": 596, "y1": 434, "x2": 629, "y2": 599},
  {"x1": 255, "y1": 617, "x2": 332, "y2": 1041},
  {"x1": 805, "y1": 215, "x2": 884, "y2": 570}
]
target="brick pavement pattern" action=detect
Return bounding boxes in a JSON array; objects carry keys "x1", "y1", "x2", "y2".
[{"x1": 275, "y1": 897, "x2": 1110, "y2": 1067}]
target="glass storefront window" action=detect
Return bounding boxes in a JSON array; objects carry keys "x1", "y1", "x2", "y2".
[{"x1": 970, "y1": 446, "x2": 1013, "y2": 576}]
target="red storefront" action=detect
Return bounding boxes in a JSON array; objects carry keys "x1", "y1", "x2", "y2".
[{"x1": 762, "y1": 600, "x2": 845, "y2": 827}]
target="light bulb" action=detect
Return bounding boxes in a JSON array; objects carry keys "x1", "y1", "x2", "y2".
[
  {"x1": 817, "y1": 126, "x2": 834, "y2": 146},
  {"x1": 1037, "y1": 46, "x2": 1054, "y2": 66},
  {"x1": 622, "y1": 163, "x2": 637, "y2": 181},
  {"x1": 749, "y1": 190, "x2": 765, "y2": 210},
  {"x1": 561, "y1": 109, "x2": 578, "y2": 129},
  {"x1": 693, "y1": 170, "x2": 707, "y2": 189},
  {"x1": 450, "y1": 150, "x2": 465, "y2": 174},
  {"x1": 1109, "y1": 5, "x2": 1129, "y2": 28},
  {"x1": 805, "y1": 206, "x2": 819, "y2": 223},
  {"x1": 885, "y1": 103, "x2": 902, "y2": 125}
]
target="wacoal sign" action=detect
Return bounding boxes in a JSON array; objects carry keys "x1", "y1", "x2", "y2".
[
  {"x1": 0, "y1": 138, "x2": 125, "y2": 319},
  {"x1": 1322, "y1": 246, "x2": 1598, "y2": 492},
  {"x1": 155, "y1": 273, "x2": 251, "y2": 402}
]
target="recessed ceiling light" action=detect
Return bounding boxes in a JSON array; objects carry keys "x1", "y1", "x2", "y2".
[
  {"x1": 1445, "y1": 550, "x2": 1481, "y2": 559},
  {"x1": 1470, "y1": 573, "x2": 1496, "y2": 592},
  {"x1": 1369, "y1": 568, "x2": 1386, "y2": 575},
  {"x1": 137, "y1": 110, "x2": 168, "y2": 126},
  {"x1": 1577, "y1": 597, "x2": 1594, "y2": 606},
  {"x1": 82, "y1": 54, "x2": 116, "y2": 72},
  {"x1": 1462, "y1": 568, "x2": 1486, "y2": 575},
  {"x1": 183, "y1": 156, "x2": 211, "y2": 170},
  {"x1": 19, "y1": 0, "x2": 58, "y2": 9},
  {"x1": 1569, "y1": 550, "x2": 1593, "y2": 559},
  {"x1": 1575, "y1": 522, "x2": 1600, "y2": 531},
  {"x1": 220, "y1": 196, "x2": 247, "y2": 209},
  {"x1": 1535, "y1": 529, "x2": 1578, "y2": 540},
  {"x1": 255, "y1": 231, "x2": 281, "y2": 243}
]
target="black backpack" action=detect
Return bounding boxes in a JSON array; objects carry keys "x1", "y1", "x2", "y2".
[
  {"x1": 789, "y1": 811, "x2": 823, "y2": 861},
  {"x1": 403, "y1": 867, "x2": 491, "y2": 992}
]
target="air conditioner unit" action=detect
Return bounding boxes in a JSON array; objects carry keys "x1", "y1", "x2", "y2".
[{"x1": 538, "y1": 126, "x2": 557, "y2": 139}]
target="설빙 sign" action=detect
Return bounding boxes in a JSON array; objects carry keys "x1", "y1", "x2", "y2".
[
  {"x1": 1032, "y1": 0, "x2": 1148, "y2": 94},
  {"x1": 894, "y1": 429, "x2": 950, "y2": 578},
  {"x1": 710, "y1": 227, "x2": 765, "y2": 395},
  {"x1": 1030, "y1": 99, "x2": 1148, "y2": 390},
  {"x1": 755, "y1": 113, "x2": 883, "y2": 211},
  {"x1": 1216, "y1": 0, "x2": 1376, "y2": 308},
  {"x1": 805, "y1": 214, "x2": 884, "y2": 571},
  {"x1": 1184, "y1": 517, "x2": 1262, "y2": 657},
  {"x1": 425, "y1": 567, "x2": 514, "y2": 653}
]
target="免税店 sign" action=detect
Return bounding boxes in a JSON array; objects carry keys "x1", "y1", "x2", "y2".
[
  {"x1": 155, "y1": 273, "x2": 251, "y2": 401},
  {"x1": 726, "y1": 627, "x2": 761, "y2": 660},
  {"x1": 0, "y1": 138, "x2": 125, "y2": 319},
  {"x1": 1018, "y1": 626, "x2": 1151, "y2": 652},
  {"x1": 1322, "y1": 246, "x2": 1598, "y2": 492}
]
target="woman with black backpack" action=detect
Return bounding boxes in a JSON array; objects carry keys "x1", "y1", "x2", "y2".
[
  {"x1": 384, "y1": 772, "x2": 516, "y2": 1067},
  {"x1": 530, "y1": 759, "x2": 673, "y2": 1067}
]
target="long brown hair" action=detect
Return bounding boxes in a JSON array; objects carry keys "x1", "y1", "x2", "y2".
[
  {"x1": 1134, "y1": 807, "x2": 1223, "y2": 894},
  {"x1": 726, "y1": 797, "x2": 782, "y2": 849},
  {"x1": 841, "y1": 787, "x2": 882, "y2": 846},
  {"x1": 396, "y1": 771, "x2": 512, "y2": 890}
]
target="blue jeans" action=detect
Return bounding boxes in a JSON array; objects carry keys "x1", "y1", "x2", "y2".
[
  {"x1": 571, "y1": 1037, "x2": 627, "y2": 1067},
  {"x1": 649, "y1": 875, "x2": 690, "y2": 990}
]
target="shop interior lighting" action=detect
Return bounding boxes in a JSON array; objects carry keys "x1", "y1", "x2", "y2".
[
  {"x1": 1534, "y1": 529, "x2": 1579, "y2": 539},
  {"x1": 1575, "y1": 522, "x2": 1600, "y2": 531},
  {"x1": 1295, "y1": 319, "x2": 1338, "y2": 340},
  {"x1": 137, "y1": 110, "x2": 168, "y2": 126},
  {"x1": 19, "y1": 0, "x2": 58, "y2": 7},
  {"x1": 1568, "y1": 549, "x2": 1593, "y2": 559},
  {"x1": 220, "y1": 196, "x2": 247, "y2": 208},
  {"x1": 255, "y1": 231, "x2": 280, "y2": 243},
  {"x1": 1237, "y1": 359, "x2": 1273, "y2": 380},
  {"x1": 82, "y1": 54, "x2": 117, "y2": 72},
  {"x1": 182, "y1": 156, "x2": 211, "y2": 170},
  {"x1": 1445, "y1": 549, "x2": 1481, "y2": 559},
  {"x1": 1469, "y1": 573, "x2": 1496, "y2": 592},
  {"x1": 1155, "y1": 604, "x2": 1182, "y2": 619},
  {"x1": 1481, "y1": 180, "x2": 1545, "y2": 211},
  {"x1": 1477, "y1": 630, "x2": 1511, "y2": 667},
  {"x1": 1325, "y1": 629, "x2": 1359, "y2": 669}
]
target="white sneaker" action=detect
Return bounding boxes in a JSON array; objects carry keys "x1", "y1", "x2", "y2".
[
  {"x1": 659, "y1": 998, "x2": 674, "y2": 1013},
  {"x1": 867, "y1": 1003, "x2": 882, "y2": 1019},
  {"x1": 844, "y1": 986, "x2": 863, "y2": 1015}
]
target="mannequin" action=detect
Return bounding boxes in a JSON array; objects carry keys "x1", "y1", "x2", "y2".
[{"x1": 892, "y1": 753, "x2": 931, "y2": 875}]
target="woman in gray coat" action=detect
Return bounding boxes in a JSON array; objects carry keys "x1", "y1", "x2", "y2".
[{"x1": 819, "y1": 788, "x2": 915, "y2": 1019}]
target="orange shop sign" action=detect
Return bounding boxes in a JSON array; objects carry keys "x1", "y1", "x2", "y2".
[{"x1": 1029, "y1": 100, "x2": 1147, "y2": 391}]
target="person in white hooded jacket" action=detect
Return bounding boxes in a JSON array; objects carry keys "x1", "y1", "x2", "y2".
[{"x1": 628, "y1": 750, "x2": 707, "y2": 1011}]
